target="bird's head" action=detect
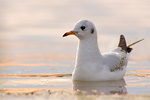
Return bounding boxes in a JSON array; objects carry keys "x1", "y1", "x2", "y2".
[{"x1": 63, "y1": 20, "x2": 97, "y2": 40}]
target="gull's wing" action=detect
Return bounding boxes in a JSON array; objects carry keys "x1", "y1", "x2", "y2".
[
  {"x1": 101, "y1": 35, "x2": 143, "y2": 72},
  {"x1": 102, "y1": 52, "x2": 127, "y2": 72},
  {"x1": 102, "y1": 35, "x2": 128, "y2": 72}
]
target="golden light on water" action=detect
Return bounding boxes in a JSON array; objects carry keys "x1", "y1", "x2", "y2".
[{"x1": 0, "y1": 74, "x2": 72, "y2": 77}]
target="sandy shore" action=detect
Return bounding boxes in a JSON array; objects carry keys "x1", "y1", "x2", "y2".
[{"x1": 0, "y1": 90, "x2": 150, "y2": 100}]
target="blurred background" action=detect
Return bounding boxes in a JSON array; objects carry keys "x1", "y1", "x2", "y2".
[{"x1": 0, "y1": 0, "x2": 150, "y2": 72}]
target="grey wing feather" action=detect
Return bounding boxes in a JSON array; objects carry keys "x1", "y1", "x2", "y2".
[{"x1": 102, "y1": 53, "x2": 127, "y2": 72}]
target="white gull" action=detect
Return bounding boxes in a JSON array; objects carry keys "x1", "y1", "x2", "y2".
[{"x1": 63, "y1": 20, "x2": 143, "y2": 81}]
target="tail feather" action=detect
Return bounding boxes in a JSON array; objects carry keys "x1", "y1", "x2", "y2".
[{"x1": 118, "y1": 35, "x2": 144, "y2": 53}]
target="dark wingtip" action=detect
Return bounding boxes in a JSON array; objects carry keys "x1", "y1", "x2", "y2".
[
  {"x1": 118, "y1": 35, "x2": 128, "y2": 53},
  {"x1": 118, "y1": 35, "x2": 143, "y2": 53},
  {"x1": 118, "y1": 35, "x2": 133, "y2": 53}
]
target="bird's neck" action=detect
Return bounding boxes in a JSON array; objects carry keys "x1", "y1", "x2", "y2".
[{"x1": 75, "y1": 37, "x2": 103, "y2": 67}]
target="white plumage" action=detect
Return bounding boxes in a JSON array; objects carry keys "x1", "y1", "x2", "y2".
[{"x1": 63, "y1": 20, "x2": 143, "y2": 81}]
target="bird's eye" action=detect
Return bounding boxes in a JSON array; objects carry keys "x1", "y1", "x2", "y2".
[{"x1": 80, "y1": 26, "x2": 86, "y2": 30}]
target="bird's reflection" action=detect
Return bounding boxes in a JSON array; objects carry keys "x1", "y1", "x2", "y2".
[{"x1": 73, "y1": 79, "x2": 127, "y2": 95}]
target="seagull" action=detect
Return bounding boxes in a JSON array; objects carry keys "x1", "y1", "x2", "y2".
[{"x1": 63, "y1": 20, "x2": 144, "y2": 81}]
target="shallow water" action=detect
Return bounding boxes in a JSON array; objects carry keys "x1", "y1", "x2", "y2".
[
  {"x1": 0, "y1": 36, "x2": 150, "y2": 96},
  {"x1": 0, "y1": 0, "x2": 150, "y2": 99}
]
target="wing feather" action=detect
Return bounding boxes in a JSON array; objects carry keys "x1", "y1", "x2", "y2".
[{"x1": 102, "y1": 52, "x2": 127, "y2": 72}]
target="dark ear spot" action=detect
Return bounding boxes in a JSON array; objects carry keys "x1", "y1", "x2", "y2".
[{"x1": 91, "y1": 28, "x2": 94, "y2": 34}]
